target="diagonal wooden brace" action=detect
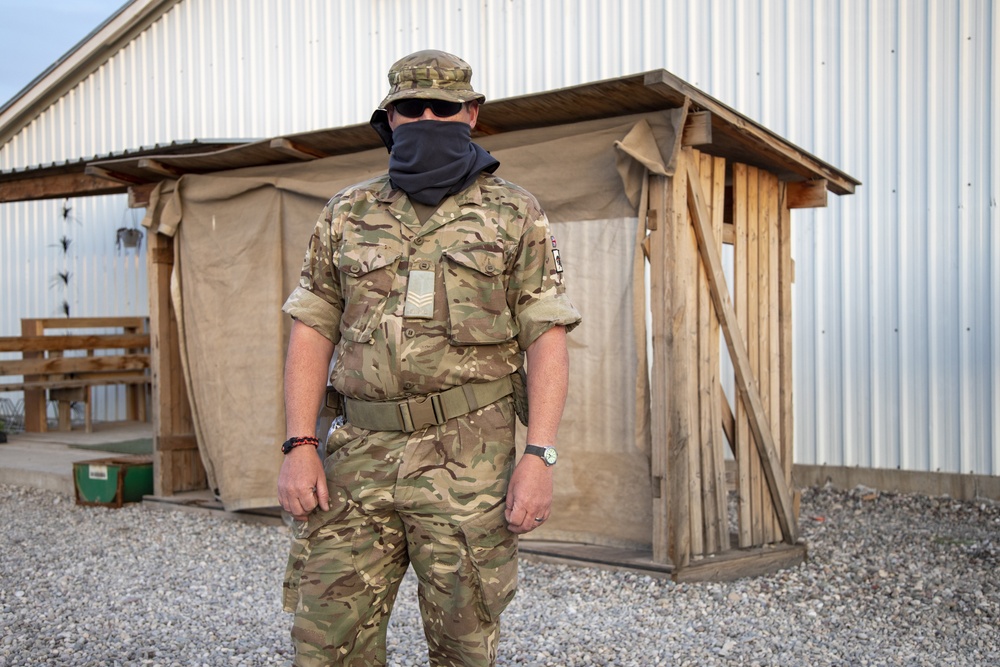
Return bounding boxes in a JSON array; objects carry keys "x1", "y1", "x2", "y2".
[{"x1": 683, "y1": 157, "x2": 799, "y2": 545}]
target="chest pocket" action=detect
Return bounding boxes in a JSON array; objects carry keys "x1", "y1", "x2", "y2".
[
  {"x1": 336, "y1": 242, "x2": 401, "y2": 343},
  {"x1": 443, "y1": 242, "x2": 515, "y2": 345}
]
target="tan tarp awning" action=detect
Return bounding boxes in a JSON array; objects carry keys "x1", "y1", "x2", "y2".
[{"x1": 143, "y1": 109, "x2": 685, "y2": 548}]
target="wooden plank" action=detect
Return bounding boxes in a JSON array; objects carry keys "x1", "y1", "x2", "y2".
[
  {"x1": 0, "y1": 172, "x2": 126, "y2": 204},
  {"x1": 19, "y1": 316, "x2": 148, "y2": 330},
  {"x1": 732, "y1": 165, "x2": 752, "y2": 547},
  {"x1": 756, "y1": 171, "x2": 781, "y2": 544},
  {"x1": 270, "y1": 138, "x2": 329, "y2": 160},
  {"x1": 647, "y1": 175, "x2": 672, "y2": 564},
  {"x1": 0, "y1": 375, "x2": 150, "y2": 392},
  {"x1": 778, "y1": 185, "x2": 796, "y2": 521},
  {"x1": 685, "y1": 158, "x2": 800, "y2": 545},
  {"x1": 682, "y1": 111, "x2": 713, "y2": 146},
  {"x1": 786, "y1": 179, "x2": 829, "y2": 209},
  {"x1": 84, "y1": 164, "x2": 147, "y2": 186},
  {"x1": 0, "y1": 334, "x2": 149, "y2": 353},
  {"x1": 672, "y1": 543, "x2": 807, "y2": 583},
  {"x1": 766, "y1": 171, "x2": 782, "y2": 540},
  {"x1": 708, "y1": 153, "x2": 731, "y2": 551},
  {"x1": 747, "y1": 166, "x2": 764, "y2": 546},
  {"x1": 137, "y1": 159, "x2": 186, "y2": 179},
  {"x1": 675, "y1": 153, "x2": 702, "y2": 560},
  {"x1": 696, "y1": 151, "x2": 718, "y2": 555},
  {"x1": 0, "y1": 354, "x2": 149, "y2": 376}
]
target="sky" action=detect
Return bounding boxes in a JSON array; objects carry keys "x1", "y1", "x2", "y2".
[{"x1": 0, "y1": 0, "x2": 128, "y2": 107}]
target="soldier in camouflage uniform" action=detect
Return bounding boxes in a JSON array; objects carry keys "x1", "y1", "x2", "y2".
[{"x1": 278, "y1": 50, "x2": 581, "y2": 667}]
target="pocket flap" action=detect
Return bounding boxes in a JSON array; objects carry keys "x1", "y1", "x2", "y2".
[
  {"x1": 444, "y1": 243, "x2": 504, "y2": 277},
  {"x1": 337, "y1": 243, "x2": 401, "y2": 276}
]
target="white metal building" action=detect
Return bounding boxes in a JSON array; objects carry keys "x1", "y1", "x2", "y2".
[{"x1": 0, "y1": 0, "x2": 996, "y2": 486}]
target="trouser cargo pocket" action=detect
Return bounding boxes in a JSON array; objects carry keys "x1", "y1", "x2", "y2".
[
  {"x1": 461, "y1": 503, "x2": 519, "y2": 623},
  {"x1": 282, "y1": 522, "x2": 313, "y2": 613}
]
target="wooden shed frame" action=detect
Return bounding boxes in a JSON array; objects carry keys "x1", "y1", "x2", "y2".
[{"x1": 1, "y1": 70, "x2": 858, "y2": 580}]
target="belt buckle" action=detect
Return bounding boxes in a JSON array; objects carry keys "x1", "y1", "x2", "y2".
[{"x1": 399, "y1": 393, "x2": 445, "y2": 432}]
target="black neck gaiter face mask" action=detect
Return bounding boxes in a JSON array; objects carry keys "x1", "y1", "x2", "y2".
[{"x1": 388, "y1": 121, "x2": 500, "y2": 206}]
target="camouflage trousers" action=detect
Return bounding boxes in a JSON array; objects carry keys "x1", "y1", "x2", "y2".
[{"x1": 283, "y1": 397, "x2": 519, "y2": 667}]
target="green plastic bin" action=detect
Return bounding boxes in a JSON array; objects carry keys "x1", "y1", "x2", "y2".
[{"x1": 74, "y1": 455, "x2": 153, "y2": 507}]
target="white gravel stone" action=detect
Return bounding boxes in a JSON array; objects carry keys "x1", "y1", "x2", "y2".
[{"x1": 1, "y1": 482, "x2": 997, "y2": 666}]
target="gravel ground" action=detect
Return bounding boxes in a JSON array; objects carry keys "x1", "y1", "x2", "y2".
[{"x1": 1, "y1": 482, "x2": 997, "y2": 667}]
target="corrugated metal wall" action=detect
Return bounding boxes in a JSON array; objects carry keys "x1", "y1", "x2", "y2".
[{"x1": 0, "y1": 0, "x2": 996, "y2": 476}]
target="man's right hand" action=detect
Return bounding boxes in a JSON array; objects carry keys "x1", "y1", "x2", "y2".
[{"x1": 277, "y1": 445, "x2": 330, "y2": 521}]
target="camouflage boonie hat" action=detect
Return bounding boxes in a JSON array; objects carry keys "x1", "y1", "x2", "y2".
[{"x1": 379, "y1": 50, "x2": 487, "y2": 108}]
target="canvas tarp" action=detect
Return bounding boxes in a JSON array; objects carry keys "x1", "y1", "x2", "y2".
[{"x1": 143, "y1": 108, "x2": 686, "y2": 548}]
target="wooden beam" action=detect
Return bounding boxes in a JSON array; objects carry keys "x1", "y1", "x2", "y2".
[
  {"x1": 682, "y1": 111, "x2": 713, "y2": 146},
  {"x1": 269, "y1": 137, "x2": 329, "y2": 160},
  {"x1": 137, "y1": 159, "x2": 186, "y2": 179},
  {"x1": 0, "y1": 172, "x2": 126, "y2": 203},
  {"x1": 786, "y1": 179, "x2": 828, "y2": 209},
  {"x1": 129, "y1": 182, "x2": 159, "y2": 208},
  {"x1": 85, "y1": 164, "x2": 146, "y2": 185},
  {"x1": 0, "y1": 334, "x2": 149, "y2": 353},
  {"x1": 684, "y1": 156, "x2": 799, "y2": 545}
]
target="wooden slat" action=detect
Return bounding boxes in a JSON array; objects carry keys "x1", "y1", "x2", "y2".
[
  {"x1": 676, "y1": 152, "x2": 702, "y2": 560},
  {"x1": 0, "y1": 374, "x2": 150, "y2": 393},
  {"x1": 18, "y1": 316, "x2": 147, "y2": 330},
  {"x1": 648, "y1": 174, "x2": 672, "y2": 564},
  {"x1": 732, "y1": 165, "x2": 752, "y2": 548},
  {"x1": 778, "y1": 184, "x2": 796, "y2": 521},
  {"x1": 766, "y1": 171, "x2": 782, "y2": 540},
  {"x1": 0, "y1": 334, "x2": 149, "y2": 353},
  {"x1": 0, "y1": 354, "x2": 149, "y2": 376},
  {"x1": 757, "y1": 169, "x2": 775, "y2": 545},
  {"x1": 696, "y1": 150, "x2": 717, "y2": 554},
  {"x1": 685, "y1": 158, "x2": 799, "y2": 545},
  {"x1": 708, "y1": 152, "x2": 731, "y2": 551},
  {"x1": 747, "y1": 166, "x2": 764, "y2": 546}
]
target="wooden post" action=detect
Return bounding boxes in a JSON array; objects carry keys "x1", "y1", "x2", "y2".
[
  {"x1": 648, "y1": 174, "x2": 672, "y2": 565},
  {"x1": 778, "y1": 185, "x2": 796, "y2": 520},
  {"x1": 20, "y1": 319, "x2": 46, "y2": 432},
  {"x1": 148, "y1": 231, "x2": 205, "y2": 495}
]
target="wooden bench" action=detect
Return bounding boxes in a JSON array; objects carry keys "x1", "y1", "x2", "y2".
[{"x1": 0, "y1": 317, "x2": 151, "y2": 432}]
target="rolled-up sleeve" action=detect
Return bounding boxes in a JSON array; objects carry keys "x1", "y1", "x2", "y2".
[
  {"x1": 508, "y1": 209, "x2": 582, "y2": 350},
  {"x1": 282, "y1": 203, "x2": 344, "y2": 344}
]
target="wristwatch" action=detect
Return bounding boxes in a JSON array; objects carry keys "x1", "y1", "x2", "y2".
[{"x1": 524, "y1": 444, "x2": 558, "y2": 467}]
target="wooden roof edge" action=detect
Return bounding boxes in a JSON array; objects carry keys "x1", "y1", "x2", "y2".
[{"x1": 644, "y1": 70, "x2": 860, "y2": 196}]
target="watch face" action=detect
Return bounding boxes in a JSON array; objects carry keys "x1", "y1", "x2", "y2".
[{"x1": 542, "y1": 447, "x2": 558, "y2": 465}]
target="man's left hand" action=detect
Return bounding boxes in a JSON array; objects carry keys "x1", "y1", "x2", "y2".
[{"x1": 504, "y1": 455, "x2": 553, "y2": 533}]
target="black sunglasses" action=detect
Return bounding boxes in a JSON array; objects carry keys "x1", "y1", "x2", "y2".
[{"x1": 391, "y1": 98, "x2": 465, "y2": 119}]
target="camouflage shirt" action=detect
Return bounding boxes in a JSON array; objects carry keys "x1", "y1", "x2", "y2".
[{"x1": 283, "y1": 173, "x2": 581, "y2": 401}]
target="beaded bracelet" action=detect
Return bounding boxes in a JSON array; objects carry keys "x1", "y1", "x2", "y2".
[{"x1": 281, "y1": 436, "x2": 320, "y2": 455}]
